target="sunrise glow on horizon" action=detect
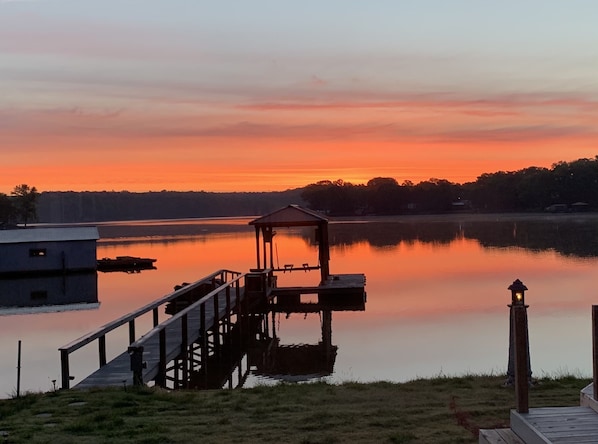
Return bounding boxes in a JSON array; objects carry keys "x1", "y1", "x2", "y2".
[{"x1": 2, "y1": 1, "x2": 598, "y2": 194}]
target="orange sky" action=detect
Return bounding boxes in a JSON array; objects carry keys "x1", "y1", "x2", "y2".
[{"x1": 2, "y1": 2, "x2": 598, "y2": 193}]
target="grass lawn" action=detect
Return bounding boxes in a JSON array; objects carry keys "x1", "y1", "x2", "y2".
[{"x1": 0, "y1": 375, "x2": 590, "y2": 443}]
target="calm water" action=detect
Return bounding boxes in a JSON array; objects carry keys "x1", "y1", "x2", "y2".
[{"x1": 1, "y1": 214, "x2": 598, "y2": 397}]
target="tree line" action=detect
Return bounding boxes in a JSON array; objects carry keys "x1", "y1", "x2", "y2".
[
  {"x1": 0, "y1": 184, "x2": 39, "y2": 226},
  {"x1": 300, "y1": 156, "x2": 598, "y2": 215},
  {"x1": 35, "y1": 189, "x2": 304, "y2": 223},
  {"x1": 3, "y1": 156, "x2": 597, "y2": 225}
]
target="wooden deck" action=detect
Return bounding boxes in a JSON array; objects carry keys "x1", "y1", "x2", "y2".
[
  {"x1": 74, "y1": 285, "x2": 242, "y2": 389},
  {"x1": 59, "y1": 270, "x2": 247, "y2": 390},
  {"x1": 271, "y1": 273, "x2": 366, "y2": 296},
  {"x1": 479, "y1": 428, "x2": 524, "y2": 444},
  {"x1": 510, "y1": 407, "x2": 598, "y2": 443}
]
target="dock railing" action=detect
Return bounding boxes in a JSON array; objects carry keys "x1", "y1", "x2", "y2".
[
  {"x1": 58, "y1": 269, "x2": 241, "y2": 389},
  {"x1": 128, "y1": 272, "x2": 245, "y2": 387}
]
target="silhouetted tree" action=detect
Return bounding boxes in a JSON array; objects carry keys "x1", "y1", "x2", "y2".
[
  {"x1": 0, "y1": 193, "x2": 15, "y2": 226},
  {"x1": 366, "y1": 177, "x2": 403, "y2": 214},
  {"x1": 11, "y1": 184, "x2": 39, "y2": 226}
]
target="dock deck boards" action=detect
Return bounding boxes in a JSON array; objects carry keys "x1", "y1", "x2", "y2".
[
  {"x1": 507, "y1": 407, "x2": 598, "y2": 444},
  {"x1": 74, "y1": 288, "x2": 242, "y2": 389},
  {"x1": 271, "y1": 273, "x2": 365, "y2": 296}
]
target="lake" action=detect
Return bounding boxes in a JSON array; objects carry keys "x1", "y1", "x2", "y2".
[{"x1": 1, "y1": 213, "x2": 597, "y2": 398}]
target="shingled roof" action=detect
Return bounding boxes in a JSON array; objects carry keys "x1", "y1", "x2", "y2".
[{"x1": 249, "y1": 205, "x2": 327, "y2": 227}]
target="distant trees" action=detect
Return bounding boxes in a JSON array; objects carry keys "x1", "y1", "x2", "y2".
[
  {"x1": 301, "y1": 156, "x2": 598, "y2": 216},
  {"x1": 0, "y1": 184, "x2": 39, "y2": 227},
  {"x1": 0, "y1": 193, "x2": 14, "y2": 225},
  {"x1": 8, "y1": 156, "x2": 598, "y2": 224},
  {"x1": 35, "y1": 188, "x2": 305, "y2": 223}
]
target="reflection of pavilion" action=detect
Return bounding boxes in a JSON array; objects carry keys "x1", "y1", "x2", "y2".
[
  {"x1": 246, "y1": 205, "x2": 366, "y2": 382},
  {"x1": 250, "y1": 310, "x2": 338, "y2": 382},
  {"x1": 0, "y1": 273, "x2": 99, "y2": 315}
]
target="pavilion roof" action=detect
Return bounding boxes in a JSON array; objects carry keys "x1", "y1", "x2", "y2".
[{"x1": 249, "y1": 205, "x2": 328, "y2": 228}]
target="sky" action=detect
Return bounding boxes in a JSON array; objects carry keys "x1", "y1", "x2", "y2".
[{"x1": 1, "y1": 0, "x2": 598, "y2": 193}]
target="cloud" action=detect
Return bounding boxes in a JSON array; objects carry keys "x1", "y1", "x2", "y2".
[
  {"x1": 436, "y1": 125, "x2": 596, "y2": 143},
  {"x1": 237, "y1": 92, "x2": 598, "y2": 115}
]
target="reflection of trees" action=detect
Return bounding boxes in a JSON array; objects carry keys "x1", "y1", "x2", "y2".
[
  {"x1": 463, "y1": 220, "x2": 598, "y2": 258},
  {"x1": 96, "y1": 217, "x2": 598, "y2": 259},
  {"x1": 318, "y1": 218, "x2": 598, "y2": 258},
  {"x1": 327, "y1": 222, "x2": 458, "y2": 248}
]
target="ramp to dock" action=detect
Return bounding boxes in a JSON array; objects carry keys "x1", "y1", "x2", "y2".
[
  {"x1": 59, "y1": 270, "x2": 249, "y2": 390},
  {"x1": 75, "y1": 284, "x2": 242, "y2": 389}
]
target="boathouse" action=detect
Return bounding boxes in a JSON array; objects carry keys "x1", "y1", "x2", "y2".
[{"x1": 0, "y1": 227, "x2": 99, "y2": 276}]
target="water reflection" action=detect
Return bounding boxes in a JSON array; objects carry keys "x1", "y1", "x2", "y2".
[
  {"x1": 327, "y1": 215, "x2": 598, "y2": 258},
  {"x1": 186, "y1": 309, "x2": 340, "y2": 389},
  {"x1": 0, "y1": 273, "x2": 98, "y2": 315},
  {"x1": 2, "y1": 215, "x2": 597, "y2": 398}
]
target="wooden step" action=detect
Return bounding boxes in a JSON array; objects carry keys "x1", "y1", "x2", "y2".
[
  {"x1": 580, "y1": 383, "x2": 598, "y2": 414},
  {"x1": 479, "y1": 428, "x2": 524, "y2": 444},
  {"x1": 511, "y1": 406, "x2": 598, "y2": 443}
]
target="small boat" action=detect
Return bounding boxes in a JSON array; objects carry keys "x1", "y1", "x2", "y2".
[{"x1": 97, "y1": 256, "x2": 157, "y2": 272}]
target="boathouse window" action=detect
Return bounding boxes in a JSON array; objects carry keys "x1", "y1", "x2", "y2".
[
  {"x1": 29, "y1": 248, "x2": 47, "y2": 257},
  {"x1": 30, "y1": 290, "x2": 48, "y2": 300}
]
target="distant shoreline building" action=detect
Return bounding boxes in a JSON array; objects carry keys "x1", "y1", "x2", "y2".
[{"x1": 0, "y1": 227, "x2": 99, "y2": 277}]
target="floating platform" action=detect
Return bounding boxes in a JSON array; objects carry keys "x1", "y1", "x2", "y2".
[{"x1": 97, "y1": 256, "x2": 156, "y2": 272}]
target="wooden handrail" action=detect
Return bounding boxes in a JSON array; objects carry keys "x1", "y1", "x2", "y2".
[
  {"x1": 59, "y1": 269, "x2": 239, "y2": 354},
  {"x1": 58, "y1": 269, "x2": 241, "y2": 389},
  {"x1": 131, "y1": 273, "x2": 245, "y2": 348}
]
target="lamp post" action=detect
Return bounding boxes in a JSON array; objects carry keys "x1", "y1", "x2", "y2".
[{"x1": 506, "y1": 279, "x2": 532, "y2": 386}]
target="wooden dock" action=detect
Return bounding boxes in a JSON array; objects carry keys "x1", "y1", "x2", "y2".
[
  {"x1": 74, "y1": 283, "x2": 241, "y2": 389},
  {"x1": 59, "y1": 268, "x2": 365, "y2": 390},
  {"x1": 509, "y1": 407, "x2": 598, "y2": 443},
  {"x1": 59, "y1": 269, "x2": 252, "y2": 390}
]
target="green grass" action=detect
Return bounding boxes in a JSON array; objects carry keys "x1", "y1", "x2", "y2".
[{"x1": 0, "y1": 375, "x2": 590, "y2": 443}]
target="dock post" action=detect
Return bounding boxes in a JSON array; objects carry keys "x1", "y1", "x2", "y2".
[
  {"x1": 506, "y1": 279, "x2": 531, "y2": 386},
  {"x1": 156, "y1": 329, "x2": 167, "y2": 388},
  {"x1": 128, "y1": 320, "x2": 136, "y2": 344},
  {"x1": 593, "y1": 305, "x2": 598, "y2": 400},
  {"x1": 181, "y1": 314, "x2": 189, "y2": 389},
  {"x1": 128, "y1": 346, "x2": 144, "y2": 386},
  {"x1": 98, "y1": 335, "x2": 107, "y2": 367},
  {"x1": 513, "y1": 304, "x2": 530, "y2": 413},
  {"x1": 60, "y1": 349, "x2": 70, "y2": 389},
  {"x1": 16, "y1": 340, "x2": 22, "y2": 398},
  {"x1": 225, "y1": 285, "x2": 231, "y2": 336},
  {"x1": 213, "y1": 293, "x2": 221, "y2": 357},
  {"x1": 200, "y1": 302, "x2": 208, "y2": 386}
]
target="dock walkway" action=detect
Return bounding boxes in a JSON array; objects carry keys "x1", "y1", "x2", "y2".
[
  {"x1": 74, "y1": 284, "x2": 242, "y2": 389},
  {"x1": 59, "y1": 270, "x2": 248, "y2": 390}
]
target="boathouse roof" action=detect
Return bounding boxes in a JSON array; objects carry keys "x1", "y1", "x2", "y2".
[
  {"x1": 249, "y1": 205, "x2": 328, "y2": 227},
  {"x1": 0, "y1": 227, "x2": 100, "y2": 244}
]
